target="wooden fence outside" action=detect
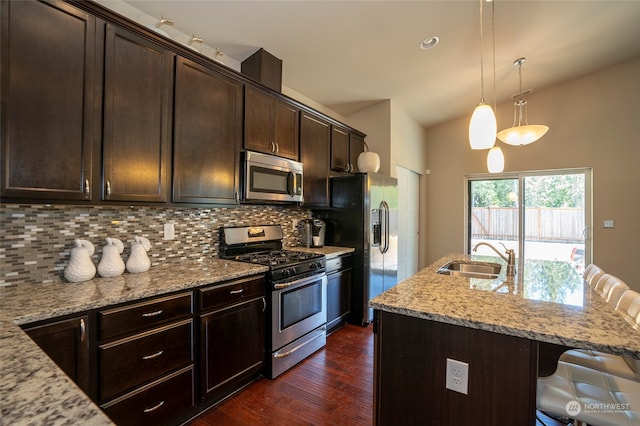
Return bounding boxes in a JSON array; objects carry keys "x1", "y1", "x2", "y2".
[{"x1": 471, "y1": 207, "x2": 585, "y2": 243}]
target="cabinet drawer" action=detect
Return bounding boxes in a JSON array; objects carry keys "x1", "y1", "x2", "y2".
[
  {"x1": 99, "y1": 292, "x2": 193, "y2": 340},
  {"x1": 199, "y1": 276, "x2": 265, "y2": 312},
  {"x1": 99, "y1": 319, "x2": 193, "y2": 401},
  {"x1": 102, "y1": 365, "x2": 194, "y2": 426},
  {"x1": 326, "y1": 254, "x2": 352, "y2": 274}
]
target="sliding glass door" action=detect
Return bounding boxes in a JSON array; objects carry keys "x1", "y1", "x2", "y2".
[{"x1": 468, "y1": 169, "x2": 591, "y2": 274}]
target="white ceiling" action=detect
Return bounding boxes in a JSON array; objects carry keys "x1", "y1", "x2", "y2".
[{"x1": 124, "y1": 0, "x2": 640, "y2": 130}]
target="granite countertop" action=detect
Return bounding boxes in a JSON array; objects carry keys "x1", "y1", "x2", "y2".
[
  {"x1": 287, "y1": 245, "x2": 355, "y2": 258},
  {"x1": 370, "y1": 254, "x2": 640, "y2": 359},
  {"x1": 0, "y1": 258, "x2": 268, "y2": 425}
]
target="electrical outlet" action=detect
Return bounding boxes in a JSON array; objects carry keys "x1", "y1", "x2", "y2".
[
  {"x1": 163, "y1": 223, "x2": 175, "y2": 240},
  {"x1": 446, "y1": 358, "x2": 469, "y2": 395},
  {"x1": 603, "y1": 219, "x2": 614, "y2": 228},
  {"x1": 292, "y1": 219, "x2": 299, "y2": 231}
]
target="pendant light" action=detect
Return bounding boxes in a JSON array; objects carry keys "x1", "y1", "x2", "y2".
[
  {"x1": 469, "y1": 0, "x2": 497, "y2": 150},
  {"x1": 497, "y1": 57, "x2": 549, "y2": 145},
  {"x1": 487, "y1": 146, "x2": 504, "y2": 173}
]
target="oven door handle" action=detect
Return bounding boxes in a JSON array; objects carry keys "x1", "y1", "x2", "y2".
[
  {"x1": 273, "y1": 273, "x2": 326, "y2": 290},
  {"x1": 273, "y1": 326, "x2": 326, "y2": 358}
]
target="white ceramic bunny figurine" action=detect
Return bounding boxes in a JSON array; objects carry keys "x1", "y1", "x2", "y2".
[
  {"x1": 97, "y1": 237, "x2": 125, "y2": 278},
  {"x1": 126, "y1": 236, "x2": 151, "y2": 273},
  {"x1": 64, "y1": 239, "x2": 96, "y2": 283}
]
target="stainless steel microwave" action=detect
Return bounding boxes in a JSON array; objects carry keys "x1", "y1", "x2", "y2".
[{"x1": 242, "y1": 151, "x2": 303, "y2": 203}]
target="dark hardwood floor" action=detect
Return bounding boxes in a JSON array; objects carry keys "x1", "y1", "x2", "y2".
[{"x1": 188, "y1": 324, "x2": 566, "y2": 426}]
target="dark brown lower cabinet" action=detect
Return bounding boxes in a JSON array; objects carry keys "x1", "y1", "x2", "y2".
[
  {"x1": 374, "y1": 310, "x2": 538, "y2": 426},
  {"x1": 326, "y1": 254, "x2": 352, "y2": 333},
  {"x1": 199, "y1": 277, "x2": 266, "y2": 403},
  {"x1": 101, "y1": 365, "x2": 194, "y2": 426},
  {"x1": 23, "y1": 315, "x2": 90, "y2": 394}
]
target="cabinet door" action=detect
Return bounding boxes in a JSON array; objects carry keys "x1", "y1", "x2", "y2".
[
  {"x1": 200, "y1": 297, "x2": 265, "y2": 402},
  {"x1": 24, "y1": 315, "x2": 90, "y2": 394},
  {"x1": 300, "y1": 112, "x2": 331, "y2": 206},
  {"x1": 272, "y1": 99, "x2": 299, "y2": 160},
  {"x1": 102, "y1": 23, "x2": 173, "y2": 202},
  {"x1": 173, "y1": 57, "x2": 243, "y2": 204},
  {"x1": 327, "y1": 269, "x2": 352, "y2": 332},
  {"x1": 349, "y1": 133, "x2": 365, "y2": 173},
  {"x1": 1, "y1": 0, "x2": 95, "y2": 201},
  {"x1": 330, "y1": 126, "x2": 350, "y2": 172},
  {"x1": 244, "y1": 87, "x2": 273, "y2": 155}
]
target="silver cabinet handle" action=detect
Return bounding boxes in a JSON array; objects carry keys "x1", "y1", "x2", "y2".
[
  {"x1": 84, "y1": 179, "x2": 90, "y2": 197},
  {"x1": 270, "y1": 141, "x2": 276, "y2": 153},
  {"x1": 275, "y1": 142, "x2": 280, "y2": 153},
  {"x1": 229, "y1": 289, "x2": 244, "y2": 295},
  {"x1": 142, "y1": 310, "x2": 163, "y2": 317},
  {"x1": 143, "y1": 400, "x2": 165, "y2": 413},
  {"x1": 79, "y1": 318, "x2": 86, "y2": 342},
  {"x1": 105, "y1": 180, "x2": 111, "y2": 199},
  {"x1": 234, "y1": 191, "x2": 239, "y2": 203},
  {"x1": 262, "y1": 297, "x2": 266, "y2": 313},
  {"x1": 142, "y1": 350, "x2": 163, "y2": 360}
]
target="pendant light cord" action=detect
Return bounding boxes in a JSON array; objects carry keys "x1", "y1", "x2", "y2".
[
  {"x1": 479, "y1": 0, "x2": 485, "y2": 103},
  {"x1": 492, "y1": 0, "x2": 496, "y2": 111}
]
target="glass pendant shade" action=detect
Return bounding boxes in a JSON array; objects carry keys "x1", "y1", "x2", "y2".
[
  {"x1": 497, "y1": 99, "x2": 548, "y2": 145},
  {"x1": 497, "y1": 124, "x2": 549, "y2": 146},
  {"x1": 487, "y1": 146, "x2": 504, "y2": 173},
  {"x1": 469, "y1": 103, "x2": 497, "y2": 150}
]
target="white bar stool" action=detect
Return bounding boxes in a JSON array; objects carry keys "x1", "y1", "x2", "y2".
[{"x1": 537, "y1": 361, "x2": 640, "y2": 426}]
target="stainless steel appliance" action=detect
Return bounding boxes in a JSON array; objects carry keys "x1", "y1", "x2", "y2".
[
  {"x1": 241, "y1": 150, "x2": 303, "y2": 203},
  {"x1": 219, "y1": 225, "x2": 327, "y2": 378},
  {"x1": 315, "y1": 173, "x2": 398, "y2": 325},
  {"x1": 300, "y1": 218, "x2": 326, "y2": 248}
]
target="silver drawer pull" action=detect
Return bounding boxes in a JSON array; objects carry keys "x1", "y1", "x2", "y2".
[
  {"x1": 142, "y1": 350, "x2": 163, "y2": 360},
  {"x1": 142, "y1": 310, "x2": 163, "y2": 317},
  {"x1": 143, "y1": 400, "x2": 165, "y2": 413},
  {"x1": 229, "y1": 289, "x2": 244, "y2": 295}
]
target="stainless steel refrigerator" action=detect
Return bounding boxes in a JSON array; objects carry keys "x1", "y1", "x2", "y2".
[{"x1": 315, "y1": 173, "x2": 398, "y2": 325}]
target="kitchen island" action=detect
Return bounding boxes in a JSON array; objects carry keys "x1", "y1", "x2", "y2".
[
  {"x1": 0, "y1": 259, "x2": 268, "y2": 425},
  {"x1": 370, "y1": 254, "x2": 640, "y2": 425}
]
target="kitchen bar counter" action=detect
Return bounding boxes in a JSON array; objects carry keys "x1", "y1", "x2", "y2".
[
  {"x1": 370, "y1": 254, "x2": 640, "y2": 358},
  {"x1": 0, "y1": 259, "x2": 268, "y2": 425}
]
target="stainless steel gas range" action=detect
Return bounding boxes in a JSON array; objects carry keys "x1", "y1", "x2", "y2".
[{"x1": 219, "y1": 225, "x2": 327, "y2": 378}]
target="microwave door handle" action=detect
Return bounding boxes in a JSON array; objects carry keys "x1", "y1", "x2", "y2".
[{"x1": 287, "y1": 171, "x2": 295, "y2": 196}]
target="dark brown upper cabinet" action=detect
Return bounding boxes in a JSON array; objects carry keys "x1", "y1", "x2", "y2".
[
  {"x1": 331, "y1": 126, "x2": 365, "y2": 174},
  {"x1": 1, "y1": 0, "x2": 97, "y2": 201},
  {"x1": 244, "y1": 87, "x2": 299, "y2": 160},
  {"x1": 101, "y1": 23, "x2": 174, "y2": 203},
  {"x1": 173, "y1": 57, "x2": 243, "y2": 205},
  {"x1": 299, "y1": 111, "x2": 331, "y2": 206}
]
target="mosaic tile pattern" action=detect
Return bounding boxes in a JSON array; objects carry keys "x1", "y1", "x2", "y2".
[{"x1": 0, "y1": 204, "x2": 311, "y2": 286}]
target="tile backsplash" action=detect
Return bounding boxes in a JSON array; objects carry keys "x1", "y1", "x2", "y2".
[{"x1": 0, "y1": 204, "x2": 310, "y2": 287}]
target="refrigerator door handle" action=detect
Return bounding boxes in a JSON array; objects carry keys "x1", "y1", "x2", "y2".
[{"x1": 380, "y1": 200, "x2": 390, "y2": 254}]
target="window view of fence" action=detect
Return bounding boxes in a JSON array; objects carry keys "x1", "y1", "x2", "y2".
[
  {"x1": 471, "y1": 207, "x2": 584, "y2": 243},
  {"x1": 469, "y1": 172, "x2": 588, "y2": 271}
]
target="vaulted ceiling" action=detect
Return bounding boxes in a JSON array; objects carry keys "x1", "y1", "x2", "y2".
[{"x1": 124, "y1": 0, "x2": 640, "y2": 129}]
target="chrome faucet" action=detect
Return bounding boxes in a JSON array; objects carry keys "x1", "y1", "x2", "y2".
[{"x1": 472, "y1": 242, "x2": 516, "y2": 277}]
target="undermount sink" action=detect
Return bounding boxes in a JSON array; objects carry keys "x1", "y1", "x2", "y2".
[{"x1": 437, "y1": 261, "x2": 502, "y2": 280}]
